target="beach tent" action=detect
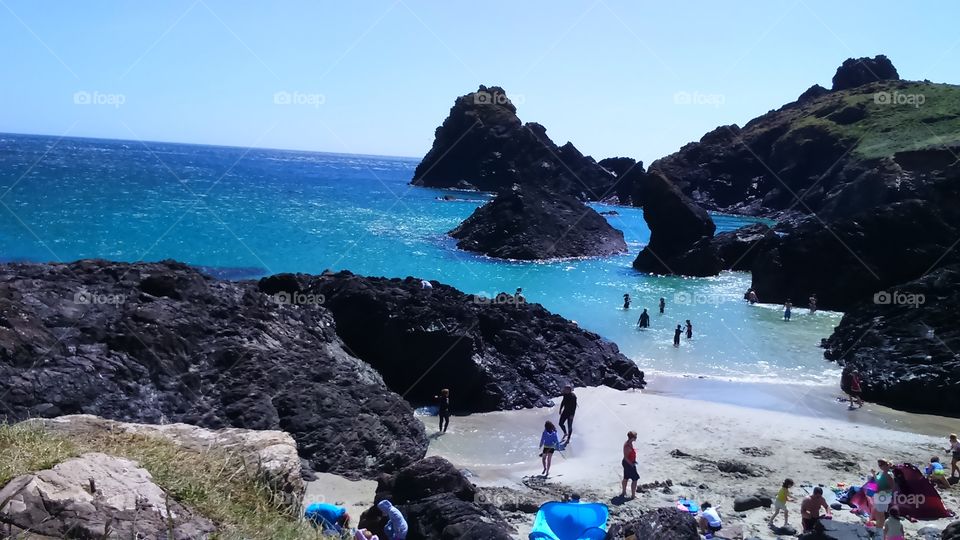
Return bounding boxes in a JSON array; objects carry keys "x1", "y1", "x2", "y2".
[
  {"x1": 849, "y1": 464, "x2": 953, "y2": 520},
  {"x1": 529, "y1": 501, "x2": 609, "y2": 540}
]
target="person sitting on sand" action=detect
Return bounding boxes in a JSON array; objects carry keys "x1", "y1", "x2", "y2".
[
  {"x1": 620, "y1": 431, "x2": 639, "y2": 499},
  {"x1": 949, "y1": 434, "x2": 960, "y2": 478},
  {"x1": 883, "y1": 506, "x2": 905, "y2": 540},
  {"x1": 770, "y1": 478, "x2": 794, "y2": 527},
  {"x1": 925, "y1": 456, "x2": 952, "y2": 489},
  {"x1": 872, "y1": 460, "x2": 895, "y2": 531},
  {"x1": 435, "y1": 388, "x2": 450, "y2": 433},
  {"x1": 685, "y1": 319, "x2": 693, "y2": 339},
  {"x1": 377, "y1": 500, "x2": 408, "y2": 540},
  {"x1": 558, "y1": 385, "x2": 577, "y2": 444},
  {"x1": 673, "y1": 324, "x2": 682, "y2": 347},
  {"x1": 800, "y1": 486, "x2": 831, "y2": 532},
  {"x1": 623, "y1": 293, "x2": 631, "y2": 309},
  {"x1": 637, "y1": 308, "x2": 650, "y2": 328},
  {"x1": 304, "y1": 502, "x2": 350, "y2": 533},
  {"x1": 539, "y1": 421, "x2": 560, "y2": 477},
  {"x1": 698, "y1": 502, "x2": 722, "y2": 536}
]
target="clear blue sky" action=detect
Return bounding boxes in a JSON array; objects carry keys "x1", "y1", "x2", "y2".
[{"x1": 2, "y1": 1, "x2": 958, "y2": 163}]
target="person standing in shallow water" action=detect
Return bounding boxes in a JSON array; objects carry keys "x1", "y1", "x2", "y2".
[
  {"x1": 623, "y1": 293, "x2": 631, "y2": 309},
  {"x1": 808, "y1": 293, "x2": 817, "y2": 314},
  {"x1": 558, "y1": 385, "x2": 577, "y2": 444},
  {"x1": 685, "y1": 319, "x2": 693, "y2": 339},
  {"x1": 659, "y1": 297, "x2": 665, "y2": 314},
  {"x1": 637, "y1": 308, "x2": 650, "y2": 328},
  {"x1": 435, "y1": 388, "x2": 450, "y2": 433},
  {"x1": 673, "y1": 324, "x2": 682, "y2": 347},
  {"x1": 784, "y1": 300, "x2": 792, "y2": 321}
]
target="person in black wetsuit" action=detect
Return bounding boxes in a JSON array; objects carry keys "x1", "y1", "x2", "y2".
[
  {"x1": 637, "y1": 308, "x2": 650, "y2": 328},
  {"x1": 685, "y1": 319, "x2": 693, "y2": 339},
  {"x1": 435, "y1": 388, "x2": 450, "y2": 433},
  {"x1": 558, "y1": 385, "x2": 577, "y2": 444},
  {"x1": 659, "y1": 297, "x2": 666, "y2": 314},
  {"x1": 623, "y1": 293, "x2": 631, "y2": 309},
  {"x1": 673, "y1": 324, "x2": 682, "y2": 347}
]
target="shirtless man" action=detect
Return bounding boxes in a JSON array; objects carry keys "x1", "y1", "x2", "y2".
[{"x1": 800, "y1": 487, "x2": 832, "y2": 533}]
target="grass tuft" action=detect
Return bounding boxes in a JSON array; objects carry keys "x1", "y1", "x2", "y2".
[{"x1": 0, "y1": 423, "x2": 335, "y2": 539}]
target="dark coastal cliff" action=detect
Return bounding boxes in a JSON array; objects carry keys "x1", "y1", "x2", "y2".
[
  {"x1": 261, "y1": 270, "x2": 645, "y2": 411},
  {"x1": 410, "y1": 85, "x2": 616, "y2": 201},
  {"x1": 641, "y1": 55, "x2": 960, "y2": 413},
  {"x1": 448, "y1": 184, "x2": 627, "y2": 260},
  {"x1": 0, "y1": 260, "x2": 644, "y2": 480}
]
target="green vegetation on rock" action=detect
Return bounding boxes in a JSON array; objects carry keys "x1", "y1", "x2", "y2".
[{"x1": 0, "y1": 423, "x2": 325, "y2": 540}]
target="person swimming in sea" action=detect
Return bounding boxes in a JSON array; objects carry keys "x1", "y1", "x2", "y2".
[
  {"x1": 637, "y1": 308, "x2": 650, "y2": 328},
  {"x1": 685, "y1": 319, "x2": 693, "y2": 339},
  {"x1": 659, "y1": 297, "x2": 665, "y2": 314},
  {"x1": 623, "y1": 293, "x2": 631, "y2": 309},
  {"x1": 673, "y1": 324, "x2": 682, "y2": 347}
]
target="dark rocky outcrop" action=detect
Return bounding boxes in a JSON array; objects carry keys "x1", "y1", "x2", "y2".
[
  {"x1": 0, "y1": 260, "x2": 427, "y2": 479},
  {"x1": 651, "y1": 222, "x2": 778, "y2": 277},
  {"x1": 733, "y1": 493, "x2": 773, "y2": 512},
  {"x1": 831, "y1": 54, "x2": 900, "y2": 91},
  {"x1": 261, "y1": 271, "x2": 645, "y2": 412},
  {"x1": 448, "y1": 184, "x2": 627, "y2": 260},
  {"x1": 823, "y1": 265, "x2": 960, "y2": 416},
  {"x1": 358, "y1": 456, "x2": 514, "y2": 540},
  {"x1": 598, "y1": 157, "x2": 645, "y2": 205},
  {"x1": 632, "y1": 171, "x2": 717, "y2": 274},
  {"x1": 410, "y1": 85, "x2": 616, "y2": 201},
  {"x1": 605, "y1": 507, "x2": 699, "y2": 540},
  {"x1": 943, "y1": 521, "x2": 960, "y2": 540},
  {"x1": 798, "y1": 517, "x2": 876, "y2": 539},
  {"x1": 750, "y1": 198, "x2": 960, "y2": 311}
]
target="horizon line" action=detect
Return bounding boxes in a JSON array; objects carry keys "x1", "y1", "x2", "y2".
[{"x1": 0, "y1": 130, "x2": 422, "y2": 161}]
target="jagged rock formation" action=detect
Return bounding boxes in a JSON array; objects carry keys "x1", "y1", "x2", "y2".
[
  {"x1": 0, "y1": 453, "x2": 217, "y2": 539},
  {"x1": 261, "y1": 271, "x2": 645, "y2": 412},
  {"x1": 605, "y1": 507, "x2": 699, "y2": 539},
  {"x1": 831, "y1": 54, "x2": 900, "y2": 91},
  {"x1": 0, "y1": 260, "x2": 427, "y2": 479},
  {"x1": 598, "y1": 157, "x2": 645, "y2": 205},
  {"x1": 448, "y1": 184, "x2": 627, "y2": 260},
  {"x1": 632, "y1": 171, "x2": 717, "y2": 274},
  {"x1": 823, "y1": 265, "x2": 960, "y2": 416},
  {"x1": 358, "y1": 456, "x2": 514, "y2": 540},
  {"x1": 410, "y1": 85, "x2": 616, "y2": 200}
]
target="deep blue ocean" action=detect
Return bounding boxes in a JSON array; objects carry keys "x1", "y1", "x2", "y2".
[{"x1": 0, "y1": 133, "x2": 843, "y2": 384}]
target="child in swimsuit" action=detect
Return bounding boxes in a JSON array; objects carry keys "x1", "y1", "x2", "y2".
[
  {"x1": 770, "y1": 478, "x2": 794, "y2": 527},
  {"x1": 883, "y1": 506, "x2": 904, "y2": 540},
  {"x1": 949, "y1": 433, "x2": 960, "y2": 478}
]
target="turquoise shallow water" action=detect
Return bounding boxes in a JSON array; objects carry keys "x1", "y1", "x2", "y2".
[{"x1": 0, "y1": 134, "x2": 843, "y2": 384}]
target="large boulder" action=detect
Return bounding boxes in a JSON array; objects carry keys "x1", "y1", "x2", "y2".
[
  {"x1": 0, "y1": 260, "x2": 427, "y2": 480},
  {"x1": 632, "y1": 171, "x2": 717, "y2": 275},
  {"x1": 267, "y1": 271, "x2": 645, "y2": 412},
  {"x1": 410, "y1": 85, "x2": 616, "y2": 200},
  {"x1": 831, "y1": 54, "x2": 900, "y2": 91},
  {"x1": 652, "y1": 222, "x2": 778, "y2": 277},
  {"x1": 448, "y1": 184, "x2": 627, "y2": 260},
  {"x1": 798, "y1": 517, "x2": 876, "y2": 539},
  {"x1": 943, "y1": 521, "x2": 960, "y2": 540},
  {"x1": 28, "y1": 415, "x2": 305, "y2": 510},
  {"x1": 751, "y1": 198, "x2": 960, "y2": 311},
  {"x1": 823, "y1": 265, "x2": 960, "y2": 416},
  {"x1": 358, "y1": 456, "x2": 514, "y2": 540},
  {"x1": 605, "y1": 507, "x2": 699, "y2": 540},
  {"x1": 0, "y1": 452, "x2": 216, "y2": 539}
]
